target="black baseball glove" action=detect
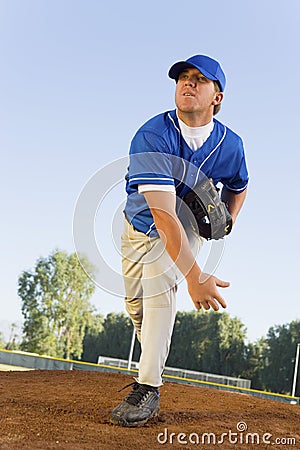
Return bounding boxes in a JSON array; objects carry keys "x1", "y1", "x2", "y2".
[{"x1": 182, "y1": 178, "x2": 233, "y2": 240}]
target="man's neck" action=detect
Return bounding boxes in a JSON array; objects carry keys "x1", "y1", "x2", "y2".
[{"x1": 176, "y1": 109, "x2": 213, "y2": 128}]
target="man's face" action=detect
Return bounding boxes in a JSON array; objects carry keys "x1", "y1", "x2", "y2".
[{"x1": 175, "y1": 67, "x2": 220, "y2": 116}]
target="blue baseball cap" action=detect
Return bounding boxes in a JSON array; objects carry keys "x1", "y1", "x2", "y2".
[{"x1": 168, "y1": 54, "x2": 226, "y2": 92}]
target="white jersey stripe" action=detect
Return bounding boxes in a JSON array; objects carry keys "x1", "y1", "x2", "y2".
[{"x1": 129, "y1": 176, "x2": 174, "y2": 184}]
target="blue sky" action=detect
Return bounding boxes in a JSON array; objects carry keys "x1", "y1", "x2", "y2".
[{"x1": 1, "y1": 0, "x2": 300, "y2": 343}]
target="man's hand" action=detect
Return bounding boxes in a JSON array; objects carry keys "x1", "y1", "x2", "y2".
[{"x1": 186, "y1": 270, "x2": 229, "y2": 311}]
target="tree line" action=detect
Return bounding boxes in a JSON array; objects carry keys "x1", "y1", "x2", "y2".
[
  {"x1": 82, "y1": 311, "x2": 300, "y2": 395},
  {"x1": 3, "y1": 249, "x2": 298, "y2": 396}
]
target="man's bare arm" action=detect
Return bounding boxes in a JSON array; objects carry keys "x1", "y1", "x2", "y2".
[
  {"x1": 221, "y1": 187, "x2": 247, "y2": 224},
  {"x1": 143, "y1": 190, "x2": 229, "y2": 311}
]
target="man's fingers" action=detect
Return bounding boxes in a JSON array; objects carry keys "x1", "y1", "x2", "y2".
[
  {"x1": 202, "y1": 301, "x2": 210, "y2": 310},
  {"x1": 208, "y1": 298, "x2": 219, "y2": 311},
  {"x1": 192, "y1": 274, "x2": 229, "y2": 311},
  {"x1": 203, "y1": 295, "x2": 227, "y2": 310},
  {"x1": 215, "y1": 277, "x2": 230, "y2": 288},
  {"x1": 196, "y1": 298, "x2": 223, "y2": 311},
  {"x1": 215, "y1": 293, "x2": 227, "y2": 309}
]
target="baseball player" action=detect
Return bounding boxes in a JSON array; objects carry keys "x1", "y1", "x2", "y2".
[{"x1": 110, "y1": 54, "x2": 249, "y2": 427}]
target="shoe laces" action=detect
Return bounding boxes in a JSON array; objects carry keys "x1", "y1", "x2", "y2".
[{"x1": 119, "y1": 381, "x2": 158, "y2": 407}]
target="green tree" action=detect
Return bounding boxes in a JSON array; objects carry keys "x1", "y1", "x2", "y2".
[
  {"x1": 260, "y1": 320, "x2": 300, "y2": 394},
  {"x1": 216, "y1": 313, "x2": 247, "y2": 376},
  {"x1": 96, "y1": 312, "x2": 137, "y2": 360},
  {"x1": 167, "y1": 311, "x2": 247, "y2": 377},
  {"x1": 241, "y1": 338, "x2": 268, "y2": 390},
  {"x1": 82, "y1": 313, "x2": 105, "y2": 362},
  {"x1": 82, "y1": 312, "x2": 141, "y2": 363},
  {"x1": 167, "y1": 311, "x2": 204, "y2": 370},
  {"x1": 18, "y1": 250, "x2": 96, "y2": 359}
]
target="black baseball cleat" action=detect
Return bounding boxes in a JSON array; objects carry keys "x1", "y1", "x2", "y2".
[{"x1": 110, "y1": 381, "x2": 160, "y2": 427}]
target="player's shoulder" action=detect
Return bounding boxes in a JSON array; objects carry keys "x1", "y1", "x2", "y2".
[
  {"x1": 214, "y1": 118, "x2": 244, "y2": 147},
  {"x1": 137, "y1": 110, "x2": 176, "y2": 136},
  {"x1": 130, "y1": 110, "x2": 178, "y2": 152}
]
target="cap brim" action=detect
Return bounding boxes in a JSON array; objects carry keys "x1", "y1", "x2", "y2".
[{"x1": 168, "y1": 61, "x2": 218, "y2": 83}]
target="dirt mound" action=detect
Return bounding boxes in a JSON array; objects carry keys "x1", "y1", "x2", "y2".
[{"x1": 0, "y1": 370, "x2": 299, "y2": 449}]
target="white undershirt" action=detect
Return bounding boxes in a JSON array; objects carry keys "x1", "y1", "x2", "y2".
[
  {"x1": 138, "y1": 115, "x2": 214, "y2": 194},
  {"x1": 177, "y1": 115, "x2": 214, "y2": 151}
]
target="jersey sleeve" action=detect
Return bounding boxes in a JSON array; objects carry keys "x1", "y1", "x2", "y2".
[
  {"x1": 138, "y1": 184, "x2": 176, "y2": 194},
  {"x1": 221, "y1": 137, "x2": 249, "y2": 193},
  {"x1": 127, "y1": 130, "x2": 175, "y2": 189}
]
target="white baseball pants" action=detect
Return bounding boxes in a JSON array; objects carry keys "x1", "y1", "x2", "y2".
[{"x1": 122, "y1": 217, "x2": 202, "y2": 387}]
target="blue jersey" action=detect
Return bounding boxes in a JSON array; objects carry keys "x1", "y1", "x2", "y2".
[{"x1": 124, "y1": 109, "x2": 249, "y2": 236}]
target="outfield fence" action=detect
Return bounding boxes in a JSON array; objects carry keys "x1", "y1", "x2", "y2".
[
  {"x1": 97, "y1": 355, "x2": 251, "y2": 389},
  {"x1": 0, "y1": 349, "x2": 298, "y2": 405}
]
